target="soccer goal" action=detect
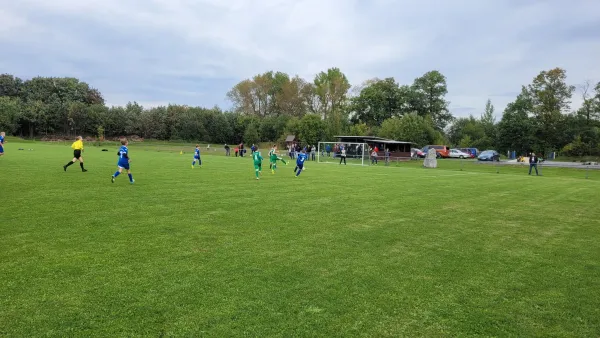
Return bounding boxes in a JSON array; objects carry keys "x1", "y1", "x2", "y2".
[{"x1": 317, "y1": 142, "x2": 369, "y2": 166}]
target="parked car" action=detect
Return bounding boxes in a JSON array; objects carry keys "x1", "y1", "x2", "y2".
[
  {"x1": 422, "y1": 145, "x2": 450, "y2": 158},
  {"x1": 477, "y1": 150, "x2": 500, "y2": 161},
  {"x1": 458, "y1": 148, "x2": 478, "y2": 158},
  {"x1": 448, "y1": 149, "x2": 472, "y2": 159},
  {"x1": 411, "y1": 148, "x2": 425, "y2": 158},
  {"x1": 421, "y1": 146, "x2": 434, "y2": 157}
]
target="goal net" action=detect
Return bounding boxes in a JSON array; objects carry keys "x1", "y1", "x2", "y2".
[{"x1": 317, "y1": 142, "x2": 369, "y2": 166}]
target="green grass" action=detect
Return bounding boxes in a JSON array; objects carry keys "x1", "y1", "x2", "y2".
[{"x1": 1, "y1": 141, "x2": 600, "y2": 337}]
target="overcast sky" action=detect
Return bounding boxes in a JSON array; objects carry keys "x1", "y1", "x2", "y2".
[{"x1": 2, "y1": 0, "x2": 599, "y2": 117}]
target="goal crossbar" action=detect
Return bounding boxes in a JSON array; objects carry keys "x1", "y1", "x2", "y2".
[{"x1": 317, "y1": 141, "x2": 368, "y2": 166}]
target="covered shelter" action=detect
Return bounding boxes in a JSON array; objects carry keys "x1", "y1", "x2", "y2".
[
  {"x1": 285, "y1": 135, "x2": 298, "y2": 147},
  {"x1": 334, "y1": 136, "x2": 413, "y2": 158}
]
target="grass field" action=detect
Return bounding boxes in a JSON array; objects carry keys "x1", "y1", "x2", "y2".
[{"x1": 1, "y1": 141, "x2": 600, "y2": 337}]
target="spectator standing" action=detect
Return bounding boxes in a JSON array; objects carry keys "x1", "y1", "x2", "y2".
[
  {"x1": 371, "y1": 149, "x2": 378, "y2": 165},
  {"x1": 225, "y1": 144, "x2": 230, "y2": 156},
  {"x1": 529, "y1": 152, "x2": 539, "y2": 176},
  {"x1": 311, "y1": 145, "x2": 316, "y2": 161},
  {"x1": 385, "y1": 148, "x2": 390, "y2": 166}
]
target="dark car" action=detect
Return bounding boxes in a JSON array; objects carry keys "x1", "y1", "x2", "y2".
[{"x1": 477, "y1": 150, "x2": 500, "y2": 161}]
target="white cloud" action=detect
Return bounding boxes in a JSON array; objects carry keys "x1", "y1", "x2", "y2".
[{"x1": 2, "y1": 0, "x2": 600, "y2": 116}]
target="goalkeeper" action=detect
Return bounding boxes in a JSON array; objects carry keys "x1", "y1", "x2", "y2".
[{"x1": 269, "y1": 145, "x2": 287, "y2": 174}]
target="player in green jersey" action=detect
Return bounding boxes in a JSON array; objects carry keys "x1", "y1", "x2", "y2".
[
  {"x1": 252, "y1": 147, "x2": 263, "y2": 180},
  {"x1": 269, "y1": 145, "x2": 287, "y2": 174},
  {"x1": 268, "y1": 146, "x2": 276, "y2": 170}
]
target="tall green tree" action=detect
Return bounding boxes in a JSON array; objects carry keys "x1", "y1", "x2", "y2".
[
  {"x1": 171, "y1": 106, "x2": 208, "y2": 141},
  {"x1": 227, "y1": 79, "x2": 259, "y2": 116},
  {"x1": 244, "y1": 121, "x2": 261, "y2": 145},
  {"x1": 576, "y1": 80, "x2": 600, "y2": 125},
  {"x1": 496, "y1": 88, "x2": 536, "y2": 154},
  {"x1": 140, "y1": 106, "x2": 169, "y2": 139},
  {"x1": 481, "y1": 99, "x2": 496, "y2": 135},
  {"x1": 351, "y1": 78, "x2": 408, "y2": 126},
  {"x1": 251, "y1": 72, "x2": 274, "y2": 117},
  {"x1": 85, "y1": 104, "x2": 109, "y2": 135},
  {"x1": 0, "y1": 74, "x2": 23, "y2": 98},
  {"x1": 348, "y1": 122, "x2": 370, "y2": 136},
  {"x1": 260, "y1": 115, "x2": 289, "y2": 142},
  {"x1": 208, "y1": 110, "x2": 233, "y2": 144},
  {"x1": 447, "y1": 100, "x2": 496, "y2": 150},
  {"x1": 411, "y1": 70, "x2": 453, "y2": 130},
  {"x1": 276, "y1": 76, "x2": 311, "y2": 118},
  {"x1": 21, "y1": 100, "x2": 46, "y2": 138},
  {"x1": 312, "y1": 67, "x2": 351, "y2": 120},
  {"x1": 124, "y1": 102, "x2": 144, "y2": 135},
  {"x1": 379, "y1": 113, "x2": 438, "y2": 147},
  {"x1": 227, "y1": 71, "x2": 312, "y2": 118},
  {"x1": 448, "y1": 116, "x2": 486, "y2": 147},
  {"x1": 527, "y1": 68, "x2": 575, "y2": 153},
  {"x1": 0, "y1": 96, "x2": 22, "y2": 134},
  {"x1": 297, "y1": 114, "x2": 327, "y2": 146},
  {"x1": 594, "y1": 82, "x2": 600, "y2": 121}
]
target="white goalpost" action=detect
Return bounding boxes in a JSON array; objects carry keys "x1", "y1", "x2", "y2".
[{"x1": 317, "y1": 142, "x2": 369, "y2": 166}]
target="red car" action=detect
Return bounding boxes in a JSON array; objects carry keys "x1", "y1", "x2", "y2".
[{"x1": 422, "y1": 145, "x2": 450, "y2": 158}]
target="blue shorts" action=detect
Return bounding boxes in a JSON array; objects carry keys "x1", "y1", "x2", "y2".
[
  {"x1": 194, "y1": 156, "x2": 200, "y2": 160},
  {"x1": 296, "y1": 163, "x2": 304, "y2": 169},
  {"x1": 118, "y1": 161, "x2": 130, "y2": 170},
  {"x1": 0, "y1": 146, "x2": 3, "y2": 153}
]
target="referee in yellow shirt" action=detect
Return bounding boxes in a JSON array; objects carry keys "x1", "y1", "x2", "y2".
[{"x1": 63, "y1": 136, "x2": 87, "y2": 172}]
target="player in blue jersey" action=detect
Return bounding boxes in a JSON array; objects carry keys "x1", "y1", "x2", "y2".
[
  {"x1": 192, "y1": 144, "x2": 202, "y2": 168},
  {"x1": 294, "y1": 149, "x2": 308, "y2": 177},
  {"x1": 111, "y1": 138, "x2": 135, "y2": 184},
  {"x1": 0, "y1": 132, "x2": 5, "y2": 156}
]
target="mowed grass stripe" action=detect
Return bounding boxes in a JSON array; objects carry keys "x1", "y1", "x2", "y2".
[{"x1": 1, "y1": 142, "x2": 599, "y2": 337}]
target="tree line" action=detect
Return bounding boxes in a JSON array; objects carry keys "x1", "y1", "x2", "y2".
[{"x1": 0, "y1": 67, "x2": 599, "y2": 156}]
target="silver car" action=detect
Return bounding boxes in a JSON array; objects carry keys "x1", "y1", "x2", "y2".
[{"x1": 448, "y1": 149, "x2": 471, "y2": 159}]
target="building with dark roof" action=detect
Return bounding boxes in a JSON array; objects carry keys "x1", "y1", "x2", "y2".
[{"x1": 334, "y1": 136, "x2": 413, "y2": 158}]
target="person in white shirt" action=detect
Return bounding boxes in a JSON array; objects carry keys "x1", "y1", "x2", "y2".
[{"x1": 339, "y1": 146, "x2": 347, "y2": 165}]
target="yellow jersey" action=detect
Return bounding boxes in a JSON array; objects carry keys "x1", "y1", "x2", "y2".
[{"x1": 71, "y1": 140, "x2": 84, "y2": 150}]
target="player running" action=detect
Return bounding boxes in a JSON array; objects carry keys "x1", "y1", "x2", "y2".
[
  {"x1": 192, "y1": 144, "x2": 202, "y2": 168},
  {"x1": 63, "y1": 136, "x2": 87, "y2": 172},
  {"x1": 0, "y1": 131, "x2": 5, "y2": 156},
  {"x1": 294, "y1": 149, "x2": 308, "y2": 177},
  {"x1": 269, "y1": 145, "x2": 287, "y2": 174},
  {"x1": 252, "y1": 146, "x2": 263, "y2": 180},
  {"x1": 268, "y1": 145, "x2": 276, "y2": 170},
  {"x1": 111, "y1": 138, "x2": 135, "y2": 184}
]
